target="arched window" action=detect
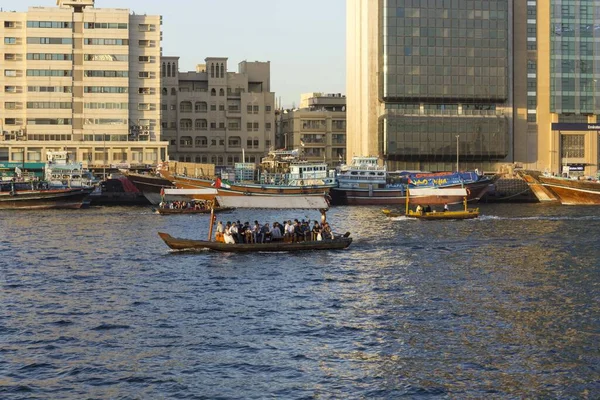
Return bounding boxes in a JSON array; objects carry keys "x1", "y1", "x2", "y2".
[
  {"x1": 179, "y1": 119, "x2": 192, "y2": 131},
  {"x1": 217, "y1": 156, "x2": 224, "y2": 165},
  {"x1": 195, "y1": 102, "x2": 207, "y2": 112},
  {"x1": 210, "y1": 63, "x2": 214, "y2": 78},
  {"x1": 220, "y1": 63, "x2": 225, "y2": 78},
  {"x1": 210, "y1": 88, "x2": 216, "y2": 96},
  {"x1": 195, "y1": 136, "x2": 207, "y2": 147},
  {"x1": 180, "y1": 101, "x2": 192, "y2": 112},
  {"x1": 179, "y1": 136, "x2": 192, "y2": 147},
  {"x1": 171, "y1": 88, "x2": 177, "y2": 96},
  {"x1": 167, "y1": 63, "x2": 171, "y2": 77},
  {"x1": 162, "y1": 87, "x2": 167, "y2": 95},
  {"x1": 161, "y1": 62, "x2": 166, "y2": 78},
  {"x1": 211, "y1": 155, "x2": 217, "y2": 164},
  {"x1": 219, "y1": 88, "x2": 224, "y2": 96},
  {"x1": 195, "y1": 119, "x2": 207, "y2": 130},
  {"x1": 172, "y1": 63, "x2": 176, "y2": 78}
]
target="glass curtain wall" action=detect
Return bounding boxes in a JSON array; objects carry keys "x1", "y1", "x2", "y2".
[{"x1": 381, "y1": 0, "x2": 510, "y2": 171}]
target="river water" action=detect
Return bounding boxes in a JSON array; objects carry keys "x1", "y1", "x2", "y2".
[{"x1": 0, "y1": 204, "x2": 598, "y2": 399}]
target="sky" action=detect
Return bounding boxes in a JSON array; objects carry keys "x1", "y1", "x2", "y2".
[{"x1": 0, "y1": 0, "x2": 346, "y2": 108}]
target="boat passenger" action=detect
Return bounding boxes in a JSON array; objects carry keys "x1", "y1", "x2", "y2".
[
  {"x1": 271, "y1": 223, "x2": 283, "y2": 241},
  {"x1": 223, "y1": 222, "x2": 235, "y2": 244},
  {"x1": 312, "y1": 221, "x2": 321, "y2": 241},
  {"x1": 322, "y1": 223, "x2": 333, "y2": 240},
  {"x1": 284, "y1": 220, "x2": 294, "y2": 242},
  {"x1": 443, "y1": 203, "x2": 449, "y2": 212},
  {"x1": 261, "y1": 223, "x2": 271, "y2": 243},
  {"x1": 424, "y1": 205, "x2": 432, "y2": 213},
  {"x1": 294, "y1": 220, "x2": 303, "y2": 242},
  {"x1": 416, "y1": 205, "x2": 423, "y2": 214},
  {"x1": 230, "y1": 222, "x2": 239, "y2": 243}
]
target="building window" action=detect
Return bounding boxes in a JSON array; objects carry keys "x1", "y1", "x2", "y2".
[
  {"x1": 211, "y1": 88, "x2": 216, "y2": 96},
  {"x1": 219, "y1": 104, "x2": 225, "y2": 111},
  {"x1": 265, "y1": 123, "x2": 272, "y2": 131},
  {"x1": 195, "y1": 136, "x2": 207, "y2": 147},
  {"x1": 265, "y1": 105, "x2": 271, "y2": 113},
  {"x1": 210, "y1": 104, "x2": 217, "y2": 111},
  {"x1": 180, "y1": 119, "x2": 192, "y2": 131},
  {"x1": 561, "y1": 135, "x2": 584, "y2": 158},
  {"x1": 180, "y1": 101, "x2": 192, "y2": 112},
  {"x1": 195, "y1": 102, "x2": 207, "y2": 112},
  {"x1": 195, "y1": 119, "x2": 207, "y2": 130},
  {"x1": 171, "y1": 88, "x2": 177, "y2": 96},
  {"x1": 219, "y1": 88, "x2": 224, "y2": 96}
]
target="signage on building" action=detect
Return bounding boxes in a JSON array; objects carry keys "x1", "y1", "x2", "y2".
[
  {"x1": 568, "y1": 164, "x2": 585, "y2": 172},
  {"x1": 551, "y1": 123, "x2": 600, "y2": 131}
]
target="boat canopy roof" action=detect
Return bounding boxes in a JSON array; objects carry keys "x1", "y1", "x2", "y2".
[
  {"x1": 409, "y1": 187, "x2": 467, "y2": 197},
  {"x1": 164, "y1": 188, "x2": 218, "y2": 195},
  {"x1": 215, "y1": 195, "x2": 329, "y2": 209}
]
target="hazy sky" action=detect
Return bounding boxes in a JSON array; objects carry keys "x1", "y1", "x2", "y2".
[{"x1": 0, "y1": 0, "x2": 346, "y2": 108}]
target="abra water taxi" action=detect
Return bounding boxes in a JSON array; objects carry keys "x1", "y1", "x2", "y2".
[
  {"x1": 382, "y1": 187, "x2": 479, "y2": 220},
  {"x1": 158, "y1": 195, "x2": 352, "y2": 252}
]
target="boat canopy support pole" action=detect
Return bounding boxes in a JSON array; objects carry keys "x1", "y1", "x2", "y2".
[
  {"x1": 208, "y1": 203, "x2": 215, "y2": 241},
  {"x1": 405, "y1": 187, "x2": 410, "y2": 215}
]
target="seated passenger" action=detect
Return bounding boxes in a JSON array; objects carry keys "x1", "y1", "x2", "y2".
[{"x1": 271, "y1": 223, "x2": 283, "y2": 241}]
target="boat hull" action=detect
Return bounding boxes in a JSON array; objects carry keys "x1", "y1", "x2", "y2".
[
  {"x1": 0, "y1": 187, "x2": 94, "y2": 210},
  {"x1": 163, "y1": 173, "x2": 334, "y2": 197},
  {"x1": 331, "y1": 179, "x2": 492, "y2": 206},
  {"x1": 124, "y1": 173, "x2": 175, "y2": 205},
  {"x1": 154, "y1": 207, "x2": 234, "y2": 215},
  {"x1": 537, "y1": 176, "x2": 600, "y2": 205},
  {"x1": 158, "y1": 232, "x2": 352, "y2": 252},
  {"x1": 382, "y1": 208, "x2": 479, "y2": 220}
]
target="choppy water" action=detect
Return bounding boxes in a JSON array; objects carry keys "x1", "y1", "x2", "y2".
[{"x1": 1, "y1": 204, "x2": 599, "y2": 399}]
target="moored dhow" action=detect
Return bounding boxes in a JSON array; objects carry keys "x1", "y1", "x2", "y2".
[
  {"x1": 0, "y1": 180, "x2": 93, "y2": 210},
  {"x1": 159, "y1": 150, "x2": 336, "y2": 197},
  {"x1": 331, "y1": 156, "x2": 495, "y2": 205},
  {"x1": 519, "y1": 170, "x2": 600, "y2": 205}
]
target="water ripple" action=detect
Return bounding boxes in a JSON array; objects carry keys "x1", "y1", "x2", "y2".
[{"x1": 0, "y1": 204, "x2": 598, "y2": 399}]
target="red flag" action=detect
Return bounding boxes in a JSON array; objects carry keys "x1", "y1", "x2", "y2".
[{"x1": 213, "y1": 177, "x2": 222, "y2": 189}]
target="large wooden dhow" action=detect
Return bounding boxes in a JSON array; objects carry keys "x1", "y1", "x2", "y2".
[
  {"x1": 158, "y1": 196, "x2": 352, "y2": 253},
  {"x1": 519, "y1": 171, "x2": 600, "y2": 205},
  {"x1": 157, "y1": 152, "x2": 336, "y2": 198}
]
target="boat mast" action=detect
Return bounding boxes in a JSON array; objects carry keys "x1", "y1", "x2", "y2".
[{"x1": 405, "y1": 187, "x2": 410, "y2": 215}]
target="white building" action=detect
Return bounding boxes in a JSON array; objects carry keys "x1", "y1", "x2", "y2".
[{"x1": 0, "y1": 0, "x2": 168, "y2": 171}]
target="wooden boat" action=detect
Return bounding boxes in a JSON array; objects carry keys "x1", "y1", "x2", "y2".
[
  {"x1": 123, "y1": 172, "x2": 175, "y2": 205},
  {"x1": 157, "y1": 155, "x2": 335, "y2": 198},
  {"x1": 154, "y1": 206, "x2": 234, "y2": 215},
  {"x1": 382, "y1": 187, "x2": 479, "y2": 220},
  {"x1": 0, "y1": 180, "x2": 94, "y2": 210},
  {"x1": 519, "y1": 170, "x2": 600, "y2": 205},
  {"x1": 331, "y1": 156, "x2": 496, "y2": 206},
  {"x1": 157, "y1": 195, "x2": 352, "y2": 252}
]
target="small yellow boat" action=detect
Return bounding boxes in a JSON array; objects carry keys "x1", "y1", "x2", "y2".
[{"x1": 382, "y1": 187, "x2": 480, "y2": 220}]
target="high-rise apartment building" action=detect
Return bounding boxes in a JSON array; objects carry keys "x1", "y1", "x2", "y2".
[
  {"x1": 347, "y1": 0, "x2": 599, "y2": 176},
  {"x1": 160, "y1": 57, "x2": 276, "y2": 168},
  {"x1": 0, "y1": 0, "x2": 167, "y2": 170}
]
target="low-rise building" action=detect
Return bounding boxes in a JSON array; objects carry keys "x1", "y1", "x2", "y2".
[
  {"x1": 279, "y1": 93, "x2": 346, "y2": 166},
  {"x1": 161, "y1": 57, "x2": 276, "y2": 169}
]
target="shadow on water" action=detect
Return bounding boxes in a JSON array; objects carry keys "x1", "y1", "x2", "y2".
[{"x1": 0, "y1": 204, "x2": 598, "y2": 398}]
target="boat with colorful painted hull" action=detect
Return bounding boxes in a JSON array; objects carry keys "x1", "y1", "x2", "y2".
[{"x1": 331, "y1": 156, "x2": 495, "y2": 205}]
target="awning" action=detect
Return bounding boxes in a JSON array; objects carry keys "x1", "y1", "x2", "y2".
[
  {"x1": 409, "y1": 187, "x2": 468, "y2": 197},
  {"x1": 164, "y1": 188, "x2": 218, "y2": 195},
  {"x1": 215, "y1": 195, "x2": 329, "y2": 209}
]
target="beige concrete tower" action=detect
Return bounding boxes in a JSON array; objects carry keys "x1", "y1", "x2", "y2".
[
  {"x1": 0, "y1": 0, "x2": 167, "y2": 171},
  {"x1": 346, "y1": 0, "x2": 381, "y2": 163}
]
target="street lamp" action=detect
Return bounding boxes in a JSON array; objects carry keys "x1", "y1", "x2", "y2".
[{"x1": 455, "y1": 135, "x2": 460, "y2": 172}]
